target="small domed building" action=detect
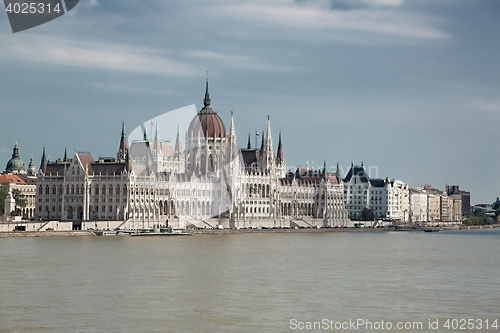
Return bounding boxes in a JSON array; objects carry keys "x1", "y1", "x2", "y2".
[
  {"x1": 1, "y1": 143, "x2": 37, "y2": 220},
  {"x1": 5, "y1": 143, "x2": 26, "y2": 175}
]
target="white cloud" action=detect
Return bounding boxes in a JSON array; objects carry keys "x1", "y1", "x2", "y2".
[
  {"x1": 204, "y1": 2, "x2": 448, "y2": 40},
  {"x1": 0, "y1": 36, "x2": 198, "y2": 77},
  {"x1": 92, "y1": 82, "x2": 176, "y2": 95},
  {"x1": 328, "y1": 0, "x2": 403, "y2": 10},
  {"x1": 82, "y1": 0, "x2": 98, "y2": 8},
  {"x1": 186, "y1": 50, "x2": 306, "y2": 72},
  {"x1": 468, "y1": 101, "x2": 500, "y2": 113}
]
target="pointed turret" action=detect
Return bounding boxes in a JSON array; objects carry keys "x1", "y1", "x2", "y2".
[
  {"x1": 276, "y1": 132, "x2": 284, "y2": 162},
  {"x1": 63, "y1": 147, "x2": 68, "y2": 162},
  {"x1": 203, "y1": 76, "x2": 211, "y2": 108},
  {"x1": 336, "y1": 162, "x2": 340, "y2": 178},
  {"x1": 261, "y1": 116, "x2": 274, "y2": 171},
  {"x1": 229, "y1": 111, "x2": 236, "y2": 140},
  {"x1": 153, "y1": 122, "x2": 160, "y2": 153},
  {"x1": 247, "y1": 133, "x2": 252, "y2": 149},
  {"x1": 39, "y1": 146, "x2": 47, "y2": 174},
  {"x1": 117, "y1": 122, "x2": 128, "y2": 160},
  {"x1": 174, "y1": 124, "x2": 182, "y2": 155},
  {"x1": 228, "y1": 111, "x2": 238, "y2": 160},
  {"x1": 260, "y1": 128, "x2": 265, "y2": 152}
]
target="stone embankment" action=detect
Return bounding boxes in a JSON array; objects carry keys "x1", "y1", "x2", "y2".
[
  {"x1": 0, "y1": 231, "x2": 95, "y2": 238},
  {"x1": 1, "y1": 224, "x2": 499, "y2": 237}
]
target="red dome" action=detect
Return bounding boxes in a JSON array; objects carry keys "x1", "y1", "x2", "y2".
[
  {"x1": 188, "y1": 108, "x2": 227, "y2": 138},
  {"x1": 187, "y1": 79, "x2": 227, "y2": 139}
]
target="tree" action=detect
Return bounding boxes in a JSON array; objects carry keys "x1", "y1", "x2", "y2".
[
  {"x1": 360, "y1": 207, "x2": 375, "y2": 221},
  {"x1": 11, "y1": 189, "x2": 26, "y2": 216},
  {"x1": 0, "y1": 188, "x2": 6, "y2": 215},
  {"x1": 493, "y1": 197, "x2": 500, "y2": 210},
  {"x1": 464, "y1": 209, "x2": 495, "y2": 226}
]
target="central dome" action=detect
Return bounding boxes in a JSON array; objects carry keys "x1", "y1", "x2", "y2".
[{"x1": 187, "y1": 80, "x2": 227, "y2": 139}]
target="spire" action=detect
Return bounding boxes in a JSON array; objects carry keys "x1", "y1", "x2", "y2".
[
  {"x1": 265, "y1": 117, "x2": 273, "y2": 154},
  {"x1": 247, "y1": 133, "x2": 252, "y2": 149},
  {"x1": 63, "y1": 147, "x2": 68, "y2": 162},
  {"x1": 276, "y1": 132, "x2": 284, "y2": 162},
  {"x1": 203, "y1": 73, "x2": 211, "y2": 108},
  {"x1": 125, "y1": 149, "x2": 131, "y2": 172},
  {"x1": 153, "y1": 122, "x2": 160, "y2": 152},
  {"x1": 118, "y1": 122, "x2": 128, "y2": 160},
  {"x1": 260, "y1": 128, "x2": 265, "y2": 152},
  {"x1": 323, "y1": 161, "x2": 327, "y2": 174},
  {"x1": 39, "y1": 146, "x2": 47, "y2": 173},
  {"x1": 229, "y1": 111, "x2": 238, "y2": 160},
  {"x1": 174, "y1": 124, "x2": 182, "y2": 155},
  {"x1": 229, "y1": 111, "x2": 236, "y2": 140},
  {"x1": 336, "y1": 161, "x2": 340, "y2": 177}
]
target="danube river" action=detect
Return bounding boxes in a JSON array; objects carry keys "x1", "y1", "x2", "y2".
[{"x1": 1, "y1": 229, "x2": 499, "y2": 332}]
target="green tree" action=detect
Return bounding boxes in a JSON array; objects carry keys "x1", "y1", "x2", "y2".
[
  {"x1": 361, "y1": 207, "x2": 375, "y2": 221},
  {"x1": 11, "y1": 189, "x2": 26, "y2": 216},
  {"x1": 464, "y1": 209, "x2": 495, "y2": 226},
  {"x1": 0, "y1": 188, "x2": 6, "y2": 215},
  {"x1": 492, "y1": 197, "x2": 500, "y2": 210}
]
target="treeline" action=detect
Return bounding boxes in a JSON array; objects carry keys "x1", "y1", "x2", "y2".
[{"x1": 464, "y1": 198, "x2": 500, "y2": 226}]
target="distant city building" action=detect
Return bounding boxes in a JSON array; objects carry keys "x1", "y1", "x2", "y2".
[
  {"x1": 35, "y1": 82, "x2": 349, "y2": 230},
  {"x1": 409, "y1": 185, "x2": 462, "y2": 223},
  {"x1": 343, "y1": 162, "x2": 409, "y2": 222},
  {"x1": 446, "y1": 185, "x2": 471, "y2": 217},
  {"x1": 1, "y1": 143, "x2": 37, "y2": 219}
]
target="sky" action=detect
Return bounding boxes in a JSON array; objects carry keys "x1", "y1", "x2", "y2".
[{"x1": 0, "y1": 0, "x2": 499, "y2": 204}]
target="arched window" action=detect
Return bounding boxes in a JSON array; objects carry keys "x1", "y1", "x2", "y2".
[
  {"x1": 45, "y1": 185, "x2": 49, "y2": 195},
  {"x1": 59, "y1": 185, "x2": 63, "y2": 195},
  {"x1": 39, "y1": 185, "x2": 43, "y2": 195},
  {"x1": 102, "y1": 186, "x2": 106, "y2": 195},
  {"x1": 71, "y1": 185, "x2": 74, "y2": 195},
  {"x1": 52, "y1": 186, "x2": 56, "y2": 195},
  {"x1": 109, "y1": 187, "x2": 112, "y2": 195},
  {"x1": 95, "y1": 186, "x2": 99, "y2": 195}
]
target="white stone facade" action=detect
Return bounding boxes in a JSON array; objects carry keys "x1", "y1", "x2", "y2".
[
  {"x1": 409, "y1": 186, "x2": 462, "y2": 223},
  {"x1": 343, "y1": 163, "x2": 409, "y2": 222},
  {"x1": 35, "y1": 84, "x2": 349, "y2": 230}
]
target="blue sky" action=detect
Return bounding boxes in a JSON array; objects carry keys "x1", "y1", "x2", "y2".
[{"x1": 1, "y1": 0, "x2": 499, "y2": 203}]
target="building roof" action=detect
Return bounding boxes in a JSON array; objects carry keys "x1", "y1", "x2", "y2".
[
  {"x1": 241, "y1": 149, "x2": 260, "y2": 165},
  {"x1": 343, "y1": 165, "x2": 369, "y2": 183},
  {"x1": 0, "y1": 174, "x2": 26, "y2": 185}
]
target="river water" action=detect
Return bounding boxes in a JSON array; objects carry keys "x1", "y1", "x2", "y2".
[{"x1": 0, "y1": 229, "x2": 499, "y2": 332}]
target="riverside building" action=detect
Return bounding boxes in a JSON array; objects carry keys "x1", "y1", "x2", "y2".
[
  {"x1": 35, "y1": 82, "x2": 349, "y2": 230},
  {"x1": 1, "y1": 143, "x2": 37, "y2": 220},
  {"x1": 343, "y1": 162, "x2": 410, "y2": 222}
]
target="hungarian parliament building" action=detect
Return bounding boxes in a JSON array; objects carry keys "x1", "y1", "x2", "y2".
[{"x1": 34, "y1": 82, "x2": 361, "y2": 229}]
